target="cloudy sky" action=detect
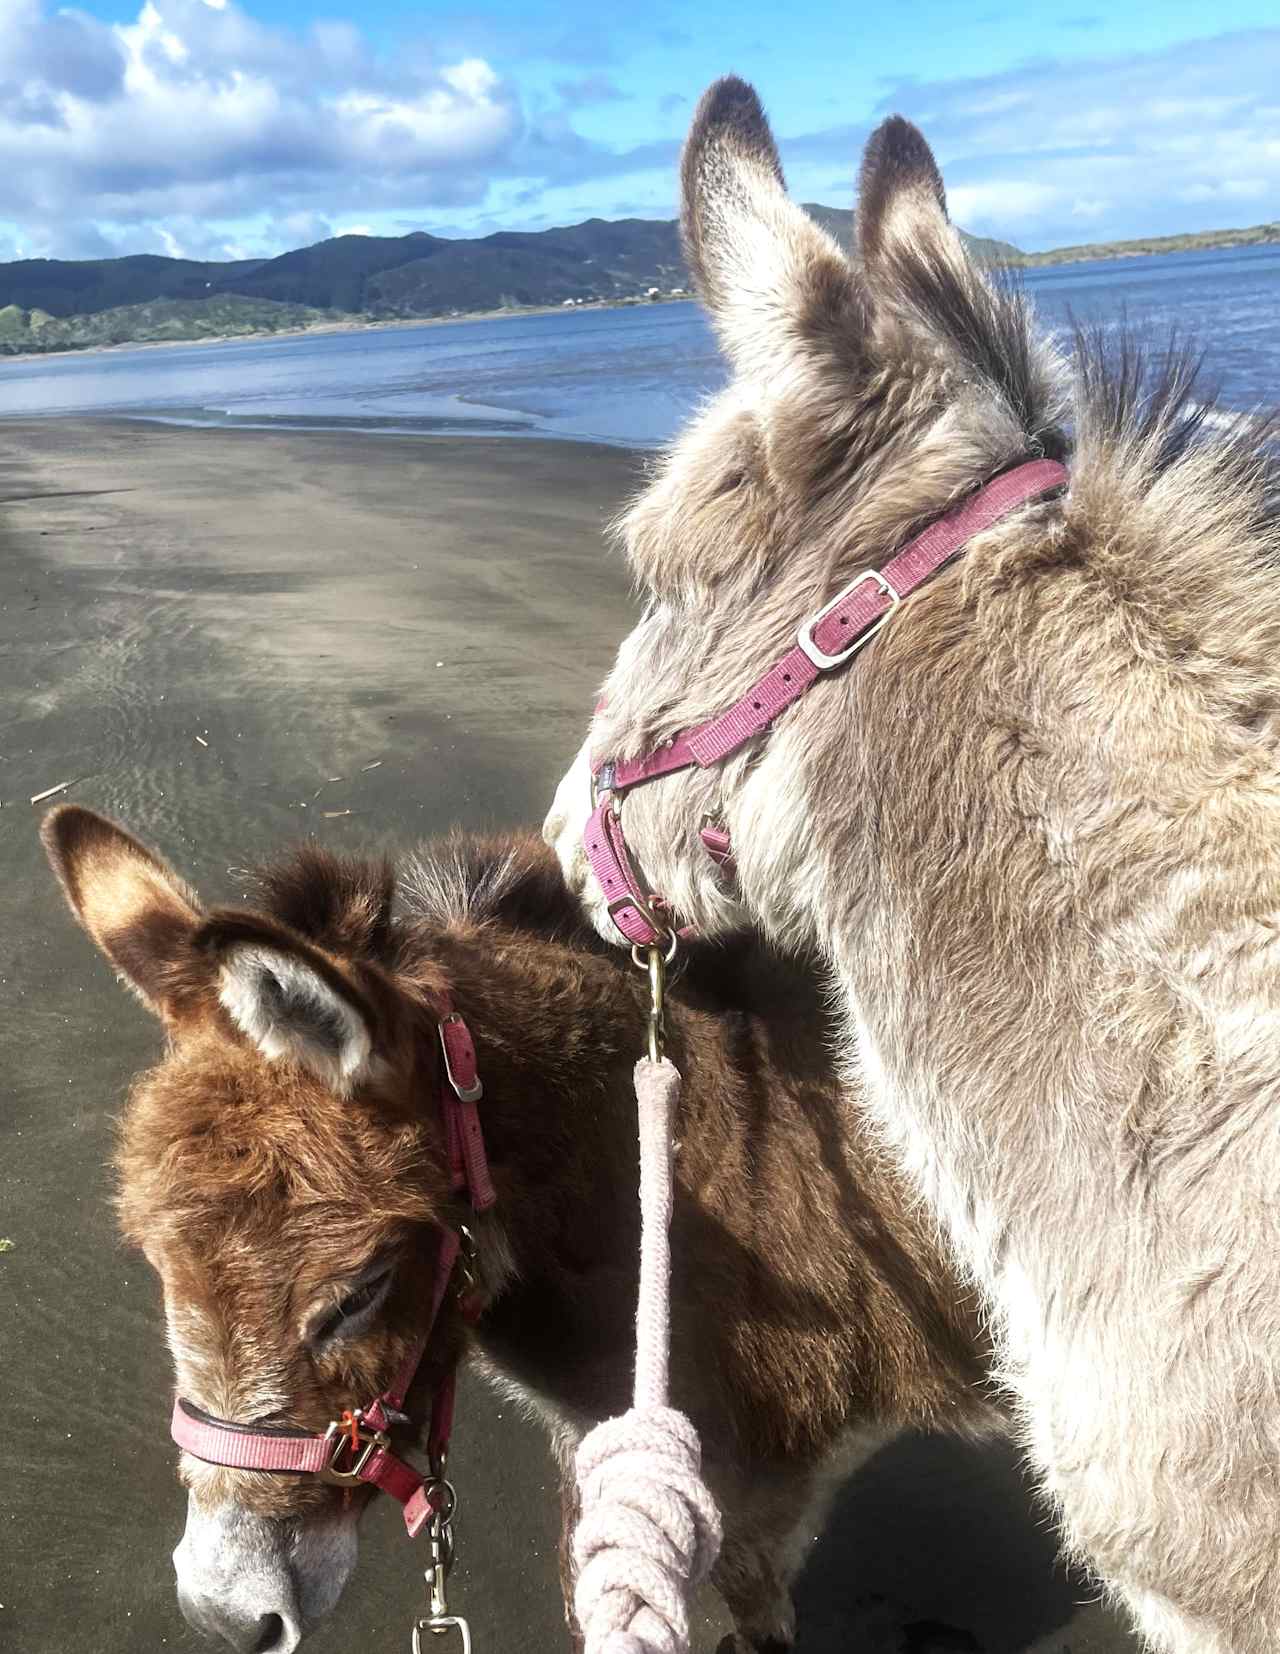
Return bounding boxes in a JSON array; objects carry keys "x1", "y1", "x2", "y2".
[{"x1": 2, "y1": 0, "x2": 1277, "y2": 263}]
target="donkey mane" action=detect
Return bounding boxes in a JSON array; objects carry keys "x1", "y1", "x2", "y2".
[
  {"x1": 399, "y1": 829, "x2": 598, "y2": 942},
  {"x1": 234, "y1": 830, "x2": 600, "y2": 959},
  {"x1": 1071, "y1": 326, "x2": 1280, "y2": 536}
]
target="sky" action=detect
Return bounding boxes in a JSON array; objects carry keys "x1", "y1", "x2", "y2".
[{"x1": 0, "y1": 0, "x2": 1277, "y2": 263}]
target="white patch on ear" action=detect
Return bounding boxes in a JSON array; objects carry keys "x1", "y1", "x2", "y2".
[{"x1": 218, "y1": 945, "x2": 373, "y2": 1093}]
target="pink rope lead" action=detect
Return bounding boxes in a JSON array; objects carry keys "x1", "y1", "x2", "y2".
[{"x1": 572, "y1": 1058, "x2": 723, "y2": 1653}]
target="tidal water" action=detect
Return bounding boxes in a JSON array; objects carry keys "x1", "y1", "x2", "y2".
[{"x1": 1, "y1": 243, "x2": 1277, "y2": 447}]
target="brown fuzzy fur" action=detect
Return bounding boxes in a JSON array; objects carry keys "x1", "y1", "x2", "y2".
[{"x1": 44, "y1": 806, "x2": 996, "y2": 1649}]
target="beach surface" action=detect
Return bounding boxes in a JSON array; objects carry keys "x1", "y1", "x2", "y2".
[{"x1": 0, "y1": 419, "x2": 1135, "y2": 1653}]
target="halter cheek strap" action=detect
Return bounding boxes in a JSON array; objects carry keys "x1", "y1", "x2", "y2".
[
  {"x1": 169, "y1": 995, "x2": 494, "y2": 1540},
  {"x1": 587, "y1": 459, "x2": 1069, "y2": 947}
]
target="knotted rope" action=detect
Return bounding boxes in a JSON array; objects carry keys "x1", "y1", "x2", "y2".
[{"x1": 572, "y1": 1057, "x2": 722, "y2": 1654}]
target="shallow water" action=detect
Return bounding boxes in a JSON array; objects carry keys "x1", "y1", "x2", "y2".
[{"x1": 1, "y1": 244, "x2": 1277, "y2": 447}]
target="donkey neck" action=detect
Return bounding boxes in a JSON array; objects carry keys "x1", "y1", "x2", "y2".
[{"x1": 402, "y1": 913, "x2": 650, "y2": 1259}]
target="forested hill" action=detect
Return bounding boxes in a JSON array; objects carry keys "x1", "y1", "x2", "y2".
[{"x1": 0, "y1": 208, "x2": 1021, "y2": 351}]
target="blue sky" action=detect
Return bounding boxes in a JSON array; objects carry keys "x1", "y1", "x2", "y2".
[{"x1": 1, "y1": 0, "x2": 1277, "y2": 262}]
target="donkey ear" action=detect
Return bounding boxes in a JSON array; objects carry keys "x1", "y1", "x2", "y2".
[
  {"x1": 198, "y1": 913, "x2": 377, "y2": 1094},
  {"x1": 41, "y1": 805, "x2": 204, "y2": 1019},
  {"x1": 680, "y1": 76, "x2": 863, "y2": 379},
  {"x1": 856, "y1": 115, "x2": 955, "y2": 277}
]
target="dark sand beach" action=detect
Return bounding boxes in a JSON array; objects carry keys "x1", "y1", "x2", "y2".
[{"x1": 0, "y1": 419, "x2": 1135, "y2": 1653}]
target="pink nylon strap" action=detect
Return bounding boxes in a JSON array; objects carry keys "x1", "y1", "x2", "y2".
[
  {"x1": 585, "y1": 797, "x2": 668, "y2": 947},
  {"x1": 698, "y1": 824, "x2": 735, "y2": 875},
  {"x1": 686, "y1": 459, "x2": 1067, "y2": 766},
  {"x1": 364, "y1": 1227, "x2": 462, "y2": 1426},
  {"x1": 170, "y1": 1400, "x2": 332, "y2": 1475},
  {"x1": 439, "y1": 1012, "x2": 496, "y2": 1212},
  {"x1": 605, "y1": 733, "x2": 702, "y2": 793}
]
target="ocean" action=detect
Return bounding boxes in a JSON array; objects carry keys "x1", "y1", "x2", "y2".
[{"x1": 1, "y1": 243, "x2": 1277, "y2": 448}]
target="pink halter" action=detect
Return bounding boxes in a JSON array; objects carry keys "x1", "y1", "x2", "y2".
[
  {"x1": 170, "y1": 996, "x2": 495, "y2": 1540},
  {"x1": 587, "y1": 458, "x2": 1069, "y2": 947}
]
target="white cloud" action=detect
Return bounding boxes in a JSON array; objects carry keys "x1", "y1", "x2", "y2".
[
  {"x1": 876, "y1": 28, "x2": 1280, "y2": 248},
  {"x1": 0, "y1": 0, "x2": 522, "y2": 256},
  {"x1": 947, "y1": 180, "x2": 1061, "y2": 230}
]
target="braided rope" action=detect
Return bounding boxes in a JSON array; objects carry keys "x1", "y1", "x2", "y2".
[{"x1": 572, "y1": 1058, "x2": 722, "y2": 1654}]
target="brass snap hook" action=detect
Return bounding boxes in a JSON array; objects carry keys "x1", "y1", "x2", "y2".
[{"x1": 631, "y1": 943, "x2": 668, "y2": 1063}]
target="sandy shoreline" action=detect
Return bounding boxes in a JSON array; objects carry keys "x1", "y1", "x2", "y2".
[{"x1": 0, "y1": 419, "x2": 1135, "y2": 1653}]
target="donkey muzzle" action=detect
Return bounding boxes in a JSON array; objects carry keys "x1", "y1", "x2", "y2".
[{"x1": 174, "y1": 1497, "x2": 356, "y2": 1651}]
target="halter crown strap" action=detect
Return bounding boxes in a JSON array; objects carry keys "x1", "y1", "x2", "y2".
[
  {"x1": 589, "y1": 459, "x2": 1068, "y2": 947},
  {"x1": 685, "y1": 458, "x2": 1067, "y2": 767}
]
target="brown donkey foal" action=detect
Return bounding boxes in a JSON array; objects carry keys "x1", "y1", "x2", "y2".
[{"x1": 43, "y1": 805, "x2": 994, "y2": 1652}]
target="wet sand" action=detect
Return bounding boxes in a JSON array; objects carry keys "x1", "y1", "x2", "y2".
[{"x1": 0, "y1": 419, "x2": 1135, "y2": 1653}]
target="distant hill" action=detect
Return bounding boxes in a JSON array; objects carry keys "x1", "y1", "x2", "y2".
[
  {"x1": 802, "y1": 205, "x2": 1019, "y2": 268},
  {"x1": 0, "y1": 208, "x2": 1019, "y2": 352},
  {"x1": 1006, "y1": 220, "x2": 1280, "y2": 267},
  {"x1": 0, "y1": 253, "x2": 268, "y2": 319},
  {"x1": 0, "y1": 295, "x2": 340, "y2": 354},
  {"x1": 222, "y1": 233, "x2": 445, "y2": 310}
]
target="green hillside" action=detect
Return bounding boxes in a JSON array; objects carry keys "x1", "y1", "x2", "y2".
[
  {"x1": 0, "y1": 253, "x2": 266, "y2": 318},
  {"x1": 0, "y1": 295, "x2": 342, "y2": 355},
  {"x1": 0, "y1": 206, "x2": 1019, "y2": 342},
  {"x1": 1007, "y1": 221, "x2": 1280, "y2": 267}
]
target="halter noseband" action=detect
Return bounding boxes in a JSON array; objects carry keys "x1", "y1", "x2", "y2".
[
  {"x1": 586, "y1": 458, "x2": 1069, "y2": 948},
  {"x1": 169, "y1": 996, "x2": 494, "y2": 1540}
]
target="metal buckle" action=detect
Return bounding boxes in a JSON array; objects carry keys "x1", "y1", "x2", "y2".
[
  {"x1": 439, "y1": 1015, "x2": 483, "y2": 1104},
  {"x1": 412, "y1": 1618, "x2": 471, "y2": 1653},
  {"x1": 796, "y1": 569, "x2": 901, "y2": 670},
  {"x1": 607, "y1": 887, "x2": 662, "y2": 930},
  {"x1": 591, "y1": 760, "x2": 616, "y2": 806},
  {"x1": 318, "y1": 1416, "x2": 389, "y2": 1486}
]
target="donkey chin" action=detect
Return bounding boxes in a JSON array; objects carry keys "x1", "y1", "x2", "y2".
[
  {"x1": 542, "y1": 736, "x2": 611, "y2": 933},
  {"x1": 174, "y1": 1495, "x2": 358, "y2": 1652},
  {"x1": 542, "y1": 733, "x2": 747, "y2": 946}
]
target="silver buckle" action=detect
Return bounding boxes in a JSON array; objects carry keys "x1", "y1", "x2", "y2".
[
  {"x1": 796, "y1": 569, "x2": 900, "y2": 671},
  {"x1": 607, "y1": 892, "x2": 677, "y2": 957},
  {"x1": 591, "y1": 761, "x2": 616, "y2": 807},
  {"x1": 439, "y1": 1015, "x2": 483, "y2": 1104},
  {"x1": 412, "y1": 1618, "x2": 471, "y2": 1653}
]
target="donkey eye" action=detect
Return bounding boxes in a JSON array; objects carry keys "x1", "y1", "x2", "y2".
[
  {"x1": 310, "y1": 1265, "x2": 395, "y2": 1347},
  {"x1": 715, "y1": 469, "x2": 746, "y2": 496}
]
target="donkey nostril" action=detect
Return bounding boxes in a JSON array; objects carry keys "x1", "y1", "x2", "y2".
[{"x1": 253, "y1": 1615, "x2": 287, "y2": 1653}]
